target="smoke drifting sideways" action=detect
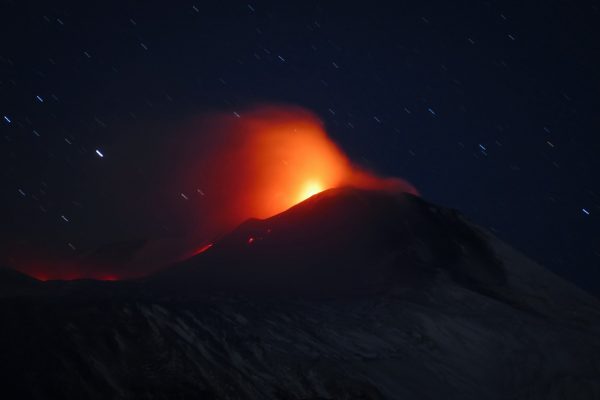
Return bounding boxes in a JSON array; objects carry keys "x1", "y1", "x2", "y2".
[{"x1": 7, "y1": 104, "x2": 417, "y2": 281}]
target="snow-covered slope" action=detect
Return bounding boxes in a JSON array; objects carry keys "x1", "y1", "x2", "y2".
[{"x1": 1, "y1": 188, "x2": 599, "y2": 399}]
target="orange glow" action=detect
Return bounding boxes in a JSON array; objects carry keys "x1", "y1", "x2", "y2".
[
  {"x1": 230, "y1": 108, "x2": 352, "y2": 219},
  {"x1": 297, "y1": 180, "x2": 324, "y2": 203},
  {"x1": 177, "y1": 105, "x2": 418, "y2": 240}
]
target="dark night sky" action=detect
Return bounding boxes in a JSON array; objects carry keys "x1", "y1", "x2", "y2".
[{"x1": 1, "y1": 1, "x2": 599, "y2": 294}]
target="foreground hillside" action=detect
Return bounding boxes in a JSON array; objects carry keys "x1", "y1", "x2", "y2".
[{"x1": 1, "y1": 188, "x2": 599, "y2": 399}]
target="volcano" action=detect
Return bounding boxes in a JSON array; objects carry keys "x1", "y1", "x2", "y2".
[
  {"x1": 1, "y1": 188, "x2": 599, "y2": 399},
  {"x1": 153, "y1": 187, "x2": 506, "y2": 297}
]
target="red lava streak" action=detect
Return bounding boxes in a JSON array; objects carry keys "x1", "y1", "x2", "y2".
[{"x1": 191, "y1": 243, "x2": 214, "y2": 256}]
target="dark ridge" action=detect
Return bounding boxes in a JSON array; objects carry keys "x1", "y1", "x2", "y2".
[
  {"x1": 154, "y1": 187, "x2": 505, "y2": 297},
  {"x1": 0, "y1": 267, "x2": 41, "y2": 297}
]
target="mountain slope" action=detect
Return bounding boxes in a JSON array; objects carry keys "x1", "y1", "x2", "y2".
[
  {"x1": 1, "y1": 187, "x2": 599, "y2": 400},
  {"x1": 155, "y1": 187, "x2": 506, "y2": 297},
  {"x1": 0, "y1": 267, "x2": 41, "y2": 297}
]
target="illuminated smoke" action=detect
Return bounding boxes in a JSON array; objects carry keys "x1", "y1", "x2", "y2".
[{"x1": 175, "y1": 104, "x2": 417, "y2": 240}]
